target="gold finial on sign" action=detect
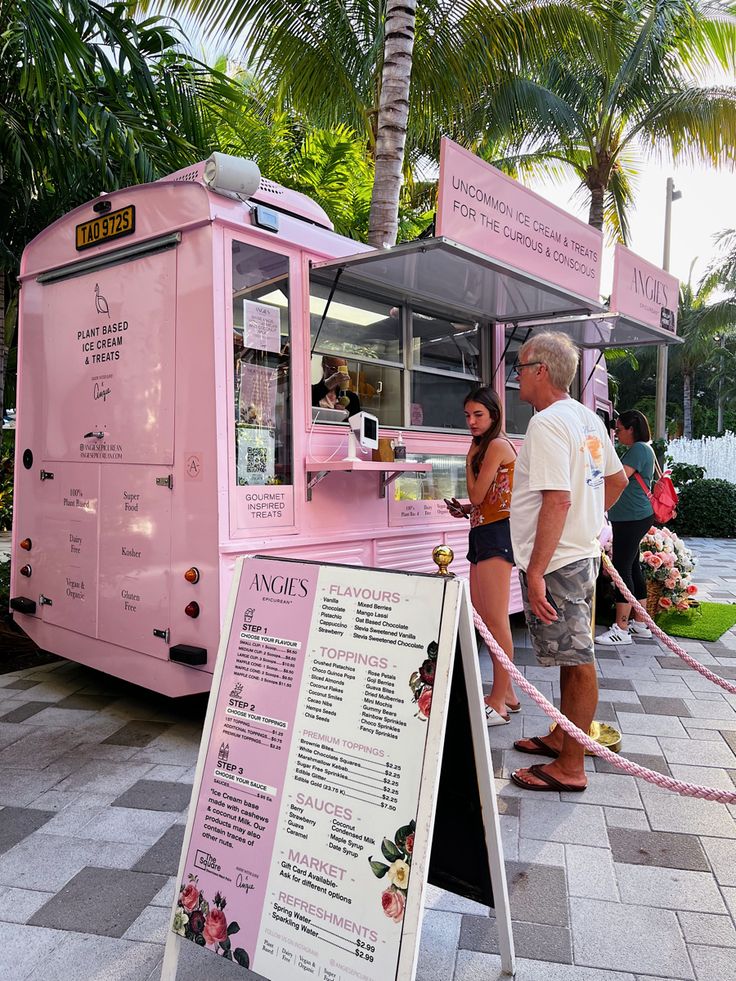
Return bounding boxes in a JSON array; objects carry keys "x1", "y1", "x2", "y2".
[{"x1": 432, "y1": 545, "x2": 455, "y2": 577}]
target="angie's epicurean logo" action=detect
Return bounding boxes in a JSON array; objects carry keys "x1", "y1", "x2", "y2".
[
  {"x1": 630, "y1": 266, "x2": 670, "y2": 306},
  {"x1": 249, "y1": 573, "x2": 309, "y2": 597}
]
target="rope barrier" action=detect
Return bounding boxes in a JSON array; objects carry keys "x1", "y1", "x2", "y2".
[
  {"x1": 600, "y1": 553, "x2": 736, "y2": 696},
  {"x1": 472, "y1": 559, "x2": 736, "y2": 803}
]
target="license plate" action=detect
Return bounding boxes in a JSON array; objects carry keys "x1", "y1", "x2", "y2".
[{"x1": 75, "y1": 205, "x2": 136, "y2": 251}]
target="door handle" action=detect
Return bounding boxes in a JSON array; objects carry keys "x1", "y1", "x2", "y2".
[{"x1": 83, "y1": 431, "x2": 105, "y2": 439}]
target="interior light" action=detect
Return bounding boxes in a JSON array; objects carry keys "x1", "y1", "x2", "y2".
[
  {"x1": 259, "y1": 290, "x2": 386, "y2": 327},
  {"x1": 185, "y1": 602, "x2": 200, "y2": 619},
  {"x1": 184, "y1": 567, "x2": 200, "y2": 584},
  {"x1": 20, "y1": 538, "x2": 32, "y2": 551}
]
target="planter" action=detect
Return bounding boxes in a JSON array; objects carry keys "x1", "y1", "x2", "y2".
[{"x1": 646, "y1": 580, "x2": 664, "y2": 618}]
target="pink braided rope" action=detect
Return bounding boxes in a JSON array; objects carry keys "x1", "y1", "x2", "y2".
[
  {"x1": 601, "y1": 552, "x2": 736, "y2": 696},
  {"x1": 472, "y1": 603, "x2": 736, "y2": 804}
]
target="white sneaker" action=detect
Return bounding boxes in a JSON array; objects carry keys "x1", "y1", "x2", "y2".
[
  {"x1": 596, "y1": 625, "x2": 632, "y2": 646},
  {"x1": 629, "y1": 621, "x2": 652, "y2": 638}
]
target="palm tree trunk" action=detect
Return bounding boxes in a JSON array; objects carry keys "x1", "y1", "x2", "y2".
[
  {"x1": 367, "y1": 0, "x2": 417, "y2": 248},
  {"x1": 683, "y1": 369, "x2": 693, "y2": 439},
  {"x1": 587, "y1": 186, "x2": 605, "y2": 232}
]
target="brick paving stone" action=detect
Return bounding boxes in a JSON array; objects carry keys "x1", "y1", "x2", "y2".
[
  {"x1": 640, "y1": 787, "x2": 736, "y2": 837},
  {"x1": 616, "y1": 712, "x2": 688, "y2": 737},
  {"x1": 603, "y1": 807, "x2": 650, "y2": 830},
  {"x1": 598, "y1": 679, "x2": 636, "y2": 691},
  {"x1": 677, "y1": 911, "x2": 736, "y2": 947},
  {"x1": 607, "y1": 827, "x2": 709, "y2": 871},
  {"x1": 688, "y1": 944, "x2": 736, "y2": 981},
  {"x1": 638, "y1": 695, "x2": 692, "y2": 717},
  {"x1": 102, "y1": 721, "x2": 174, "y2": 747},
  {"x1": 0, "y1": 922, "x2": 65, "y2": 980},
  {"x1": 0, "y1": 807, "x2": 54, "y2": 855},
  {"x1": 132, "y1": 824, "x2": 186, "y2": 876},
  {"x1": 459, "y1": 914, "x2": 573, "y2": 964},
  {"x1": 519, "y1": 800, "x2": 608, "y2": 846},
  {"x1": 29, "y1": 866, "x2": 168, "y2": 937},
  {"x1": 416, "y1": 909, "x2": 461, "y2": 980},
  {"x1": 112, "y1": 780, "x2": 193, "y2": 813},
  {"x1": 570, "y1": 897, "x2": 693, "y2": 977},
  {"x1": 659, "y1": 736, "x2": 736, "y2": 767},
  {"x1": 0, "y1": 886, "x2": 56, "y2": 924},
  {"x1": 55, "y1": 693, "x2": 118, "y2": 711},
  {"x1": 0, "y1": 701, "x2": 50, "y2": 723},
  {"x1": 500, "y1": 861, "x2": 569, "y2": 927},
  {"x1": 37, "y1": 930, "x2": 165, "y2": 981},
  {"x1": 424, "y1": 884, "x2": 490, "y2": 915},
  {"x1": 615, "y1": 863, "x2": 726, "y2": 912},
  {"x1": 594, "y1": 752, "x2": 671, "y2": 777},
  {"x1": 565, "y1": 844, "x2": 618, "y2": 900},
  {"x1": 700, "y1": 836, "x2": 736, "y2": 886}
]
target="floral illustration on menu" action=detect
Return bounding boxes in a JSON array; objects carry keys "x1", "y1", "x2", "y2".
[
  {"x1": 174, "y1": 875, "x2": 250, "y2": 968},
  {"x1": 368, "y1": 819, "x2": 415, "y2": 923},
  {"x1": 409, "y1": 640, "x2": 438, "y2": 720}
]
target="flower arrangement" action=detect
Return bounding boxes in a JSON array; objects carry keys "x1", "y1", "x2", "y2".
[
  {"x1": 368, "y1": 820, "x2": 415, "y2": 923},
  {"x1": 409, "y1": 640, "x2": 438, "y2": 720},
  {"x1": 639, "y1": 526, "x2": 697, "y2": 613},
  {"x1": 175, "y1": 876, "x2": 250, "y2": 968}
]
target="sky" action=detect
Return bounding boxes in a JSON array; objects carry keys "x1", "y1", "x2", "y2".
[{"x1": 528, "y1": 159, "x2": 735, "y2": 297}]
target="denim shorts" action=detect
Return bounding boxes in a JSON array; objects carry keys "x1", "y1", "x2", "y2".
[
  {"x1": 466, "y1": 519, "x2": 514, "y2": 565},
  {"x1": 519, "y1": 557, "x2": 599, "y2": 666}
]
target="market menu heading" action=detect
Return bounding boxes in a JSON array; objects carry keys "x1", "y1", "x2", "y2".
[{"x1": 173, "y1": 557, "x2": 456, "y2": 980}]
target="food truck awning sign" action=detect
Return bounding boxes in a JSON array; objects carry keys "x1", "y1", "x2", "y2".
[
  {"x1": 436, "y1": 138, "x2": 603, "y2": 305},
  {"x1": 610, "y1": 244, "x2": 679, "y2": 335}
]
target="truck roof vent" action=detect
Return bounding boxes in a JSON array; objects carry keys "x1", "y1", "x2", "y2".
[{"x1": 158, "y1": 159, "x2": 334, "y2": 231}]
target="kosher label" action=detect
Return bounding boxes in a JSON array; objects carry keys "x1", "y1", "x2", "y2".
[
  {"x1": 436, "y1": 137, "x2": 603, "y2": 304},
  {"x1": 174, "y1": 558, "x2": 452, "y2": 980}
]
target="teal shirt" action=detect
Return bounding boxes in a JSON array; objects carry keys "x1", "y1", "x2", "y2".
[{"x1": 608, "y1": 441, "x2": 655, "y2": 522}]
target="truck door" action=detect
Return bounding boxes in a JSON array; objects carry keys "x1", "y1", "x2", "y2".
[{"x1": 32, "y1": 241, "x2": 177, "y2": 657}]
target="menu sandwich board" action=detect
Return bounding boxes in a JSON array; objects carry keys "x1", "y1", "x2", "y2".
[{"x1": 161, "y1": 557, "x2": 513, "y2": 980}]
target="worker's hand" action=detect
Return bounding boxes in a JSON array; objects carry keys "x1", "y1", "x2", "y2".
[
  {"x1": 324, "y1": 370, "x2": 350, "y2": 391},
  {"x1": 526, "y1": 573, "x2": 559, "y2": 625}
]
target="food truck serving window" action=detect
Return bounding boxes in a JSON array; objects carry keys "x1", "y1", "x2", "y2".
[
  {"x1": 310, "y1": 283, "x2": 403, "y2": 427},
  {"x1": 231, "y1": 242, "x2": 292, "y2": 489},
  {"x1": 503, "y1": 327, "x2": 534, "y2": 437}
]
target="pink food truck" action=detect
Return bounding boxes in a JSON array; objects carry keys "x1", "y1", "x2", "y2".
[{"x1": 10, "y1": 138, "x2": 679, "y2": 695}]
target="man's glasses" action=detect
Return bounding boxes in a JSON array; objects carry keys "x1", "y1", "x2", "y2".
[{"x1": 512, "y1": 360, "x2": 544, "y2": 376}]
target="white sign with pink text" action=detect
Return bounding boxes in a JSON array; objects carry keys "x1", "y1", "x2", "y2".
[
  {"x1": 436, "y1": 137, "x2": 603, "y2": 304},
  {"x1": 167, "y1": 557, "x2": 463, "y2": 981}
]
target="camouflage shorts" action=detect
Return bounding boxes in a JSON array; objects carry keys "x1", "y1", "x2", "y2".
[{"x1": 519, "y1": 557, "x2": 599, "y2": 667}]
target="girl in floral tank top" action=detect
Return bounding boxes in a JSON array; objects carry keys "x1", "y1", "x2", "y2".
[{"x1": 446, "y1": 387, "x2": 519, "y2": 727}]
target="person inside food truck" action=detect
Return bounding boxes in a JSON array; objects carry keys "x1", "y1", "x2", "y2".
[{"x1": 312, "y1": 355, "x2": 361, "y2": 416}]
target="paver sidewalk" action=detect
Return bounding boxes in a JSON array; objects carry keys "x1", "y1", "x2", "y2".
[{"x1": 0, "y1": 537, "x2": 735, "y2": 980}]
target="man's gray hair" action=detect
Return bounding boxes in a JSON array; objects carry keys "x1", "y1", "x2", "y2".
[{"x1": 521, "y1": 332, "x2": 580, "y2": 390}]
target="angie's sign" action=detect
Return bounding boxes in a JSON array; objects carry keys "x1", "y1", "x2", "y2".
[
  {"x1": 436, "y1": 138, "x2": 603, "y2": 304},
  {"x1": 610, "y1": 244, "x2": 679, "y2": 333}
]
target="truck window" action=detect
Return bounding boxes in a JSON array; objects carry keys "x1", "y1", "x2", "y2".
[
  {"x1": 309, "y1": 283, "x2": 403, "y2": 426},
  {"x1": 503, "y1": 329, "x2": 535, "y2": 437},
  {"x1": 410, "y1": 312, "x2": 480, "y2": 429},
  {"x1": 231, "y1": 242, "x2": 292, "y2": 487}
]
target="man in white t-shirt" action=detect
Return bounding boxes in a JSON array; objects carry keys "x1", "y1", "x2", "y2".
[{"x1": 509, "y1": 332, "x2": 627, "y2": 793}]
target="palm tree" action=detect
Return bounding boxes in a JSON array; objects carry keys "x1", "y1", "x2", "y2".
[
  {"x1": 673, "y1": 262, "x2": 736, "y2": 438},
  {"x1": 472, "y1": 0, "x2": 736, "y2": 240},
  {"x1": 159, "y1": 0, "x2": 602, "y2": 246},
  {"x1": 0, "y1": 0, "x2": 239, "y2": 413}
]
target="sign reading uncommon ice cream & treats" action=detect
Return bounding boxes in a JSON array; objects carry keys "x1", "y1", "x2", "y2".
[
  {"x1": 167, "y1": 556, "x2": 463, "y2": 981},
  {"x1": 436, "y1": 137, "x2": 603, "y2": 305},
  {"x1": 610, "y1": 244, "x2": 679, "y2": 334}
]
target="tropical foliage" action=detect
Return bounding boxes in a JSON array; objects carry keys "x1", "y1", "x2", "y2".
[{"x1": 472, "y1": 0, "x2": 736, "y2": 239}]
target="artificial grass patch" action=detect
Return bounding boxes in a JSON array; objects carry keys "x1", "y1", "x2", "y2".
[{"x1": 656, "y1": 601, "x2": 736, "y2": 642}]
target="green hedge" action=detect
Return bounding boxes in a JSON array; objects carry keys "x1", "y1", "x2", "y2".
[{"x1": 671, "y1": 478, "x2": 736, "y2": 538}]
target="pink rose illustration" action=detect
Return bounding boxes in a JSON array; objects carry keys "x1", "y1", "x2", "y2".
[
  {"x1": 658, "y1": 597, "x2": 673, "y2": 609},
  {"x1": 203, "y1": 908, "x2": 228, "y2": 945},
  {"x1": 405, "y1": 833, "x2": 414, "y2": 854},
  {"x1": 180, "y1": 883, "x2": 199, "y2": 912},
  {"x1": 381, "y1": 888, "x2": 406, "y2": 922},
  {"x1": 687, "y1": 584, "x2": 698, "y2": 595},
  {"x1": 417, "y1": 688, "x2": 432, "y2": 719}
]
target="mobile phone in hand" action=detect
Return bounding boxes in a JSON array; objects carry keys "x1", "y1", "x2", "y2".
[{"x1": 444, "y1": 498, "x2": 469, "y2": 518}]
